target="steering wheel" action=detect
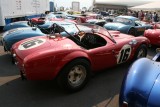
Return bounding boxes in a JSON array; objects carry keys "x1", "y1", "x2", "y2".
[{"x1": 49, "y1": 23, "x2": 56, "y2": 34}]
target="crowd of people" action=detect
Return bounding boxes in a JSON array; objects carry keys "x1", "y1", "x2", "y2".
[{"x1": 127, "y1": 10, "x2": 159, "y2": 23}]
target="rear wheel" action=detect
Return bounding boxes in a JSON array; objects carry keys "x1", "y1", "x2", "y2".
[
  {"x1": 57, "y1": 59, "x2": 90, "y2": 92},
  {"x1": 128, "y1": 28, "x2": 135, "y2": 36},
  {"x1": 134, "y1": 44, "x2": 147, "y2": 60}
]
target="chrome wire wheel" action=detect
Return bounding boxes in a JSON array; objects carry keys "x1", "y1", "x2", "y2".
[{"x1": 68, "y1": 65, "x2": 86, "y2": 87}]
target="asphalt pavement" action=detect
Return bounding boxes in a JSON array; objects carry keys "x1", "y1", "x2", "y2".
[{"x1": 0, "y1": 34, "x2": 157, "y2": 107}]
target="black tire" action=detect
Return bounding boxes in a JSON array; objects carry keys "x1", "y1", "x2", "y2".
[
  {"x1": 57, "y1": 59, "x2": 90, "y2": 92},
  {"x1": 133, "y1": 44, "x2": 147, "y2": 60},
  {"x1": 128, "y1": 28, "x2": 135, "y2": 36}
]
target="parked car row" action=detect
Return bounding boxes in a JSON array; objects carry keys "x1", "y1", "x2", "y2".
[{"x1": 1, "y1": 12, "x2": 160, "y2": 106}]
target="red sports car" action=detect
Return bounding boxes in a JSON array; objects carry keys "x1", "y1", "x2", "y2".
[
  {"x1": 144, "y1": 27, "x2": 160, "y2": 46},
  {"x1": 154, "y1": 22, "x2": 160, "y2": 29},
  {"x1": 31, "y1": 13, "x2": 76, "y2": 24},
  {"x1": 66, "y1": 14, "x2": 100, "y2": 24},
  {"x1": 11, "y1": 24, "x2": 149, "y2": 92}
]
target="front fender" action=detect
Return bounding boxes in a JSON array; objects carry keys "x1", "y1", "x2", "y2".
[
  {"x1": 148, "y1": 74, "x2": 160, "y2": 107},
  {"x1": 120, "y1": 58, "x2": 160, "y2": 106}
]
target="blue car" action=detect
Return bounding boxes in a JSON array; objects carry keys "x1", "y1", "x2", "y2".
[
  {"x1": 86, "y1": 19, "x2": 107, "y2": 27},
  {"x1": 3, "y1": 13, "x2": 62, "y2": 31},
  {"x1": 104, "y1": 16, "x2": 153, "y2": 36},
  {"x1": 1, "y1": 21, "x2": 78, "y2": 51},
  {"x1": 3, "y1": 21, "x2": 30, "y2": 31},
  {"x1": 119, "y1": 51, "x2": 160, "y2": 107}
]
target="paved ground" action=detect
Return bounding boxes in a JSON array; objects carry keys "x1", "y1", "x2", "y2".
[{"x1": 0, "y1": 34, "x2": 157, "y2": 107}]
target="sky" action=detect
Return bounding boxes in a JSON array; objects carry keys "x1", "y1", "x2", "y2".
[
  {"x1": 53, "y1": 0, "x2": 160, "y2": 9},
  {"x1": 54, "y1": 0, "x2": 93, "y2": 9}
]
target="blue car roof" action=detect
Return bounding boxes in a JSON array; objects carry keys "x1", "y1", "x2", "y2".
[{"x1": 116, "y1": 16, "x2": 138, "y2": 21}]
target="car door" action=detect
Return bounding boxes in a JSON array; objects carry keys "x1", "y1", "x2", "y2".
[
  {"x1": 88, "y1": 42, "x2": 117, "y2": 71},
  {"x1": 89, "y1": 40, "x2": 133, "y2": 72}
]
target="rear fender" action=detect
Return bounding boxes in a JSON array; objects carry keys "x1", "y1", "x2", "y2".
[{"x1": 53, "y1": 51, "x2": 91, "y2": 78}]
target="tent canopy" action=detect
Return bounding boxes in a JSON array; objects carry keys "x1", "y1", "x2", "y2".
[{"x1": 130, "y1": 2, "x2": 160, "y2": 10}]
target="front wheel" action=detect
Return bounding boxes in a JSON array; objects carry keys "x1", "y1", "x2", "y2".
[
  {"x1": 57, "y1": 59, "x2": 90, "y2": 92},
  {"x1": 128, "y1": 28, "x2": 135, "y2": 36},
  {"x1": 134, "y1": 44, "x2": 147, "y2": 60}
]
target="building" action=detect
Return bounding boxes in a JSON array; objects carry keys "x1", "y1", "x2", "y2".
[{"x1": 93, "y1": 0, "x2": 160, "y2": 13}]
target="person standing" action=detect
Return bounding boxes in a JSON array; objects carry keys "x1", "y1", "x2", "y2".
[{"x1": 154, "y1": 13, "x2": 159, "y2": 22}]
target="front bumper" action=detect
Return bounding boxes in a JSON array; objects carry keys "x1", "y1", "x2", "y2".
[{"x1": 11, "y1": 52, "x2": 26, "y2": 80}]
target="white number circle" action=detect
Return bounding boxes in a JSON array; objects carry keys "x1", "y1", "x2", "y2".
[
  {"x1": 18, "y1": 38, "x2": 46, "y2": 50},
  {"x1": 117, "y1": 44, "x2": 132, "y2": 64}
]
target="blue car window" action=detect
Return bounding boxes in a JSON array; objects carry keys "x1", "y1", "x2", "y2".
[
  {"x1": 46, "y1": 14, "x2": 57, "y2": 19},
  {"x1": 135, "y1": 20, "x2": 142, "y2": 26},
  {"x1": 114, "y1": 17, "x2": 133, "y2": 25},
  {"x1": 66, "y1": 16, "x2": 77, "y2": 20}
]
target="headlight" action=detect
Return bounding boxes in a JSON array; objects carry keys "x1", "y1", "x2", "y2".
[{"x1": 13, "y1": 53, "x2": 16, "y2": 57}]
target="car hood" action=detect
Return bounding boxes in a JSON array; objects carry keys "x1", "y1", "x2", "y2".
[
  {"x1": 3, "y1": 27, "x2": 44, "y2": 41},
  {"x1": 104, "y1": 22, "x2": 127, "y2": 30},
  {"x1": 3, "y1": 21, "x2": 29, "y2": 31},
  {"x1": 120, "y1": 58, "x2": 160, "y2": 106},
  {"x1": 12, "y1": 36, "x2": 80, "y2": 60},
  {"x1": 38, "y1": 21, "x2": 54, "y2": 29}
]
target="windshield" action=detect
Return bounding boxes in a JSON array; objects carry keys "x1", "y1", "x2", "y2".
[
  {"x1": 135, "y1": 20, "x2": 147, "y2": 26},
  {"x1": 80, "y1": 24, "x2": 111, "y2": 36},
  {"x1": 78, "y1": 24, "x2": 115, "y2": 43},
  {"x1": 66, "y1": 16, "x2": 77, "y2": 20},
  {"x1": 45, "y1": 14, "x2": 57, "y2": 19},
  {"x1": 51, "y1": 23, "x2": 114, "y2": 42},
  {"x1": 60, "y1": 23, "x2": 79, "y2": 34},
  {"x1": 113, "y1": 17, "x2": 133, "y2": 25}
]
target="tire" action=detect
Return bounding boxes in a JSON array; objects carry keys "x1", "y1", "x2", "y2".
[
  {"x1": 133, "y1": 44, "x2": 147, "y2": 60},
  {"x1": 128, "y1": 28, "x2": 135, "y2": 36},
  {"x1": 57, "y1": 59, "x2": 90, "y2": 92}
]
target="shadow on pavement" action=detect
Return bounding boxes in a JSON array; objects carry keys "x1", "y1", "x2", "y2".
[
  {"x1": 0, "y1": 63, "x2": 128, "y2": 107},
  {"x1": 0, "y1": 53, "x2": 19, "y2": 77},
  {"x1": 0, "y1": 44, "x2": 156, "y2": 107}
]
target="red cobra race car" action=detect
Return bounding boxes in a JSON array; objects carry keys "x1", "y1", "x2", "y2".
[
  {"x1": 144, "y1": 26, "x2": 160, "y2": 46},
  {"x1": 11, "y1": 24, "x2": 149, "y2": 92}
]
